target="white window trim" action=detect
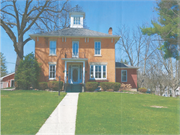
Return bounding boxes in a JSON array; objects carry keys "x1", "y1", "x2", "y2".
[
  {"x1": 121, "y1": 70, "x2": 127, "y2": 82},
  {"x1": 49, "y1": 41, "x2": 56, "y2": 55},
  {"x1": 49, "y1": 64, "x2": 56, "y2": 80},
  {"x1": 94, "y1": 41, "x2": 101, "y2": 56},
  {"x1": 89, "y1": 65, "x2": 107, "y2": 80}
]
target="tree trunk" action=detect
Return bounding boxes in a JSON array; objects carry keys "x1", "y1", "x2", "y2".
[{"x1": 15, "y1": 40, "x2": 24, "y2": 73}]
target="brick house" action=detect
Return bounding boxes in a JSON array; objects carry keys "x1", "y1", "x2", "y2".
[{"x1": 29, "y1": 12, "x2": 138, "y2": 91}]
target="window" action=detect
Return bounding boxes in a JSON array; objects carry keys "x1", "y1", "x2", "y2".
[
  {"x1": 95, "y1": 65, "x2": 101, "y2": 78},
  {"x1": 121, "y1": 70, "x2": 127, "y2": 82},
  {"x1": 49, "y1": 41, "x2": 56, "y2": 55},
  {"x1": 74, "y1": 17, "x2": 80, "y2": 25},
  {"x1": 90, "y1": 65, "x2": 94, "y2": 79},
  {"x1": 90, "y1": 65, "x2": 106, "y2": 79},
  {"x1": 103, "y1": 66, "x2": 106, "y2": 78},
  {"x1": 49, "y1": 65, "x2": 56, "y2": 79},
  {"x1": 94, "y1": 41, "x2": 101, "y2": 55},
  {"x1": 72, "y1": 41, "x2": 79, "y2": 57}
]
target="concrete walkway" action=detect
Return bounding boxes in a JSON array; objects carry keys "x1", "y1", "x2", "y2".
[
  {"x1": 1, "y1": 88, "x2": 15, "y2": 91},
  {"x1": 36, "y1": 93, "x2": 79, "y2": 135}
]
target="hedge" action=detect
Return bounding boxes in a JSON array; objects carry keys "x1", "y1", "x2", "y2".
[
  {"x1": 138, "y1": 87, "x2": 147, "y2": 93},
  {"x1": 38, "y1": 82, "x2": 48, "y2": 90},
  {"x1": 38, "y1": 81, "x2": 63, "y2": 91},
  {"x1": 48, "y1": 81, "x2": 63, "y2": 91},
  {"x1": 100, "y1": 82, "x2": 121, "y2": 91},
  {"x1": 85, "y1": 82, "x2": 98, "y2": 92}
]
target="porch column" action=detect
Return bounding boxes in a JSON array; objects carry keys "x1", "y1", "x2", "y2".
[
  {"x1": 83, "y1": 61, "x2": 85, "y2": 83},
  {"x1": 64, "y1": 61, "x2": 67, "y2": 83}
]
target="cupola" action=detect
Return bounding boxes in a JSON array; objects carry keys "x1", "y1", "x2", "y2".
[{"x1": 69, "y1": 12, "x2": 85, "y2": 28}]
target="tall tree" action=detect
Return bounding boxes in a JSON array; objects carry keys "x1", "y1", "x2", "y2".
[
  {"x1": 141, "y1": 0, "x2": 179, "y2": 59},
  {"x1": 0, "y1": 0, "x2": 69, "y2": 72},
  {"x1": 0, "y1": 52, "x2": 8, "y2": 77}
]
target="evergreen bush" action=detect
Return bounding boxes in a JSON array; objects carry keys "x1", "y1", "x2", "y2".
[
  {"x1": 138, "y1": 87, "x2": 147, "y2": 93},
  {"x1": 15, "y1": 53, "x2": 41, "y2": 90},
  {"x1": 48, "y1": 81, "x2": 63, "y2": 91},
  {"x1": 39, "y1": 82, "x2": 48, "y2": 90},
  {"x1": 85, "y1": 82, "x2": 98, "y2": 92},
  {"x1": 100, "y1": 82, "x2": 121, "y2": 91}
]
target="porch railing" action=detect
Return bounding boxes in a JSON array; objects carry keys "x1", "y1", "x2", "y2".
[{"x1": 64, "y1": 52, "x2": 86, "y2": 59}]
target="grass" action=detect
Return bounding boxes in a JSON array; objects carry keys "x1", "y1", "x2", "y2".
[
  {"x1": 76, "y1": 92, "x2": 180, "y2": 134},
  {"x1": 1, "y1": 90, "x2": 66, "y2": 134}
]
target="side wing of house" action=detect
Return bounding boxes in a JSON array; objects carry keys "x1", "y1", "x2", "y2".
[{"x1": 115, "y1": 62, "x2": 138, "y2": 89}]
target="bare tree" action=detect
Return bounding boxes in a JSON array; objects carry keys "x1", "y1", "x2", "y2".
[
  {"x1": 142, "y1": 35, "x2": 180, "y2": 97},
  {"x1": 117, "y1": 25, "x2": 157, "y2": 88},
  {"x1": 0, "y1": 0, "x2": 69, "y2": 72}
]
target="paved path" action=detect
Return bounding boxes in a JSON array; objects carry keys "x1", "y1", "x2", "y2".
[
  {"x1": 1, "y1": 88, "x2": 15, "y2": 91},
  {"x1": 36, "y1": 93, "x2": 79, "y2": 135}
]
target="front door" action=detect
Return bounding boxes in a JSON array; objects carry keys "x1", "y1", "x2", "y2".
[
  {"x1": 72, "y1": 67, "x2": 79, "y2": 83},
  {"x1": 68, "y1": 64, "x2": 82, "y2": 84}
]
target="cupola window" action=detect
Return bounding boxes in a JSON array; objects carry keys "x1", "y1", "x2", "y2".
[{"x1": 74, "y1": 17, "x2": 80, "y2": 25}]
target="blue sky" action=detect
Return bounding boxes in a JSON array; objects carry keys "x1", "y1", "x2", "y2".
[{"x1": 1, "y1": 0, "x2": 157, "y2": 73}]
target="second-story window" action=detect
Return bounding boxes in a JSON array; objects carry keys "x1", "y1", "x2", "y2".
[
  {"x1": 94, "y1": 41, "x2": 101, "y2": 55},
  {"x1": 74, "y1": 17, "x2": 80, "y2": 25},
  {"x1": 49, "y1": 41, "x2": 56, "y2": 55}
]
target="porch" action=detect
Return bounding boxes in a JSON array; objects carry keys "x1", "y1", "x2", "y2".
[{"x1": 62, "y1": 56, "x2": 87, "y2": 92}]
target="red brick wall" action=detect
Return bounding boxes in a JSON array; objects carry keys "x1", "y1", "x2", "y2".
[
  {"x1": 35, "y1": 37, "x2": 116, "y2": 82},
  {"x1": 116, "y1": 68, "x2": 137, "y2": 88},
  {"x1": 2, "y1": 74, "x2": 15, "y2": 87}
]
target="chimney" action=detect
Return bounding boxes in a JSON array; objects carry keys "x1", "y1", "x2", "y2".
[{"x1": 108, "y1": 27, "x2": 112, "y2": 35}]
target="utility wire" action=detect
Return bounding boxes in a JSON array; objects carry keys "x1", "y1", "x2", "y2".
[{"x1": 4, "y1": 61, "x2": 15, "y2": 64}]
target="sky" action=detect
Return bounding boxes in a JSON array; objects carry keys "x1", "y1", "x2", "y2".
[{"x1": 0, "y1": 0, "x2": 158, "y2": 73}]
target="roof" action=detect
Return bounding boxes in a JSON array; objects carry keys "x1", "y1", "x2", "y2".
[
  {"x1": 69, "y1": 12, "x2": 85, "y2": 18},
  {"x1": 115, "y1": 62, "x2": 139, "y2": 69},
  {"x1": 0, "y1": 72, "x2": 15, "y2": 81},
  {"x1": 29, "y1": 28, "x2": 120, "y2": 40}
]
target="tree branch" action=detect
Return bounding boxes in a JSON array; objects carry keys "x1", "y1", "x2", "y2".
[
  {"x1": 0, "y1": 19, "x2": 19, "y2": 54},
  {"x1": 23, "y1": 37, "x2": 32, "y2": 46},
  {"x1": 12, "y1": 0, "x2": 20, "y2": 32},
  {"x1": 0, "y1": 9, "x2": 16, "y2": 18},
  {"x1": 22, "y1": 0, "x2": 49, "y2": 35}
]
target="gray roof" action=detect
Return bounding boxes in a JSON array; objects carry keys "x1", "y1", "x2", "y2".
[
  {"x1": 115, "y1": 62, "x2": 138, "y2": 69},
  {"x1": 29, "y1": 28, "x2": 120, "y2": 39}
]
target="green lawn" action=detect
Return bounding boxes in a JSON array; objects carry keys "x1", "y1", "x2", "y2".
[
  {"x1": 1, "y1": 90, "x2": 66, "y2": 134},
  {"x1": 76, "y1": 92, "x2": 180, "y2": 134}
]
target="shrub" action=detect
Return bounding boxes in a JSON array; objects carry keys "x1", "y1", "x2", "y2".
[
  {"x1": 113, "y1": 82, "x2": 121, "y2": 91},
  {"x1": 48, "y1": 81, "x2": 63, "y2": 91},
  {"x1": 120, "y1": 83, "x2": 132, "y2": 91},
  {"x1": 100, "y1": 82, "x2": 121, "y2": 91},
  {"x1": 15, "y1": 53, "x2": 41, "y2": 90},
  {"x1": 39, "y1": 82, "x2": 48, "y2": 90},
  {"x1": 138, "y1": 87, "x2": 147, "y2": 93},
  {"x1": 85, "y1": 82, "x2": 98, "y2": 92}
]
